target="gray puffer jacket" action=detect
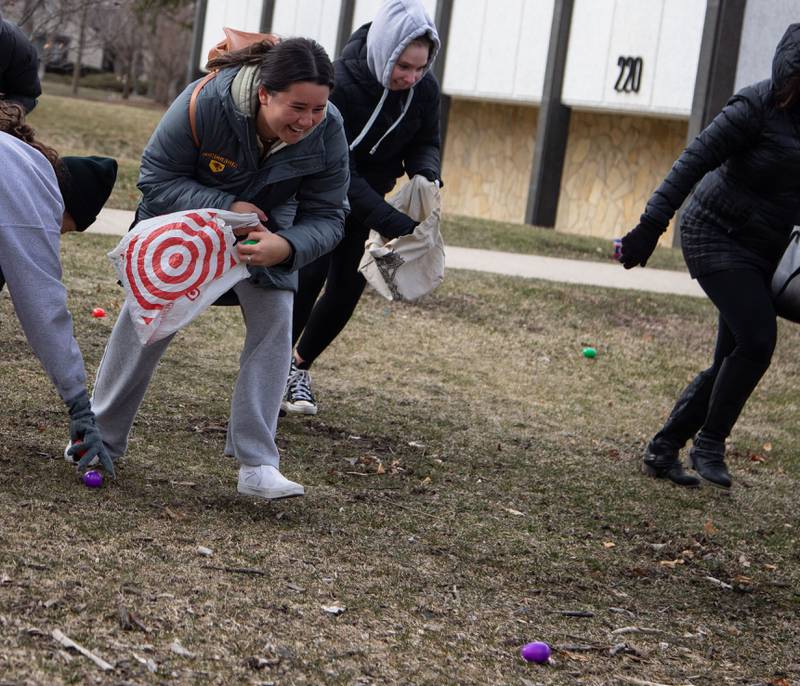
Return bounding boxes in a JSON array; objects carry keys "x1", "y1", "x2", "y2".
[
  {"x1": 643, "y1": 23, "x2": 800, "y2": 275},
  {"x1": 137, "y1": 65, "x2": 350, "y2": 291}
]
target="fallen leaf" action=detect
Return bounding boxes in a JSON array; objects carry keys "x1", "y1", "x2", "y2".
[
  {"x1": 420, "y1": 476, "x2": 431, "y2": 486},
  {"x1": 659, "y1": 559, "x2": 685, "y2": 568},
  {"x1": 750, "y1": 453, "x2": 767, "y2": 463},
  {"x1": 408, "y1": 441, "x2": 425, "y2": 449},
  {"x1": 603, "y1": 541, "x2": 616, "y2": 549},
  {"x1": 133, "y1": 652, "x2": 157, "y2": 673},
  {"x1": 197, "y1": 546, "x2": 213, "y2": 557},
  {"x1": 503, "y1": 507, "x2": 525, "y2": 517},
  {"x1": 703, "y1": 518, "x2": 717, "y2": 537},
  {"x1": 321, "y1": 604, "x2": 346, "y2": 615},
  {"x1": 763, "y1": 442, "x2": 773, "y2": 452},
  {"x1": 163, "y1": 507, "x2": 185, "y2": 521},
  {"x1": 705, "y1": 575, "x2": 732, "y2": 590},
  {"x1": 170, "y1": 639, "x2": 194, "y2": 658}
]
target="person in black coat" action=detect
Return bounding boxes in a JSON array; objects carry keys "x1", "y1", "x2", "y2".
[
  {"x1": 620, "y1": 23, "x2": 800, "y2": 489},
  {"x1": 282, "y1": 0, "x2": 441, "y2": 416},
  {"x1": 0, "y1": 13, "x2": 42, "y2": 113}
]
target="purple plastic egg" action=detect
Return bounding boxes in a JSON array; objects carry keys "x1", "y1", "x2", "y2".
[
  {"x1": 83, "y1": 470, "x2": 103, "y2": 489},
  {"x1": 521, "y1": 641, "x2": 551, "y2": 664}
]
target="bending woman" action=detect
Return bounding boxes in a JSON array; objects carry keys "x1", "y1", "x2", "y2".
[
  {"x1": 284, "y1": 0, "x2": 441, "y2": 416},
  {"x1": 0, "y1": 102, "x2": 117, "y2": 473},
  {"x1": 621, "y1": 24, "x2": 800, "y2": 489},
  {"x1": 89, "y1": 38, "x2": 349, "y2": 499}
]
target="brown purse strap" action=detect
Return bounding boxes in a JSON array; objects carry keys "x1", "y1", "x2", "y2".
[{"x1": 189, "y1": 72, "x2": 218, "y2": 148}]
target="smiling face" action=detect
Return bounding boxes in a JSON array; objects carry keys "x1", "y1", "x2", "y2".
[
  {"x1": 388, "y1": 42, "x2": 430, "y2": 91},
  {"x1": 256, "y1": 81, "x2": 330, "y2": 144}
]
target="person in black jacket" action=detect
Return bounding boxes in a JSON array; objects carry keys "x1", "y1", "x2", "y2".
[
  {"x1": 283, "y1": 0, "x2": 441, "y2": 416},
  {"x1": 620, "y1": 23, "x2": 800, "y2": 490},
  {"x1": 0, "y1": 13, "x2": 42, "y2": 113}
]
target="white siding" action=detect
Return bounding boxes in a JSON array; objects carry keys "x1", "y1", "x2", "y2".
[
  {"x1": 562, "y1": 0, "x2": 706, "y2": 118},
  {"x1": 271, "y1": 0, "x2": 342, "y2": 57},
  {"x1": 200, "y1": 0, "x2": 264, "y2": 71},
  {"x1": 443, "y1": 0, "x2": 555, "y2": 103},
  {"x1": 735, "y1": 0, "x2": 800, "y2": 91}
]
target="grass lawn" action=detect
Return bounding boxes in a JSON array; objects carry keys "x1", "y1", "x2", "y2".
[
  {"x1": 0, "y1": 234, "x2": 798, "y2": 684},
  {"x1": 441, "y1": 214, "x2": 688, "y2": 272},
  {"x1": 27, "y1": 93, "x2": 166, "y2": 216}
]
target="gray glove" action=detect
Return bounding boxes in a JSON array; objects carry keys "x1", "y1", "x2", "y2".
[{"x1": 65, "y1": 391, "x2": 115, "y2": 477}]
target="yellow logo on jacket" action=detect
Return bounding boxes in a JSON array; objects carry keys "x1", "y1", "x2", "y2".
[{"x1": 201, "y1": 152, "x2": 239, "y2": 173}]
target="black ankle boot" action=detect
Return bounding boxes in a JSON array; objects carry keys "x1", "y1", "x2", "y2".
[
  {"x1": 642, "y1": 441, "x2": 700, "y2": 487},
  {"x1": 651, "y1": 369, "x2": 716, "y2": 449},
  {"x1": 689, "y1": 437, "x2": 732, "y2": 489}
]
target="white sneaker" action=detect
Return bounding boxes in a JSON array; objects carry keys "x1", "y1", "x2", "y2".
[
  {"x1": 64, "y1": 441, "x2": 99, "y2": 466},
  {"x1": 237, "y1": 465, "x2": 305, "y2": 500}
]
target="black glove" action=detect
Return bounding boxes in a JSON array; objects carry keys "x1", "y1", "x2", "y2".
[
  {"x1": 378, "y1": 211, "x2": 418, "y2": 239},
  {"x1": 619, "y1": 217, "x2": 663, "y2": 269},
  {"x1": 65, "y1": 391, "x2": 115, "y2": 477},
  {"x1": 414, "y1": 169, "x2": 443, "y2": 187}
]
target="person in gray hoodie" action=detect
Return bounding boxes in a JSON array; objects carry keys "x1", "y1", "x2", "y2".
[
  {"x1": 284, "y1": 0, "x2": 442, "y2": 417},
  {"x1": 0, "y1": 101, "x2": 117, "y2": 475},
  {"x1": 88, "y1": 37, "x2": 350, "y2": 500}
]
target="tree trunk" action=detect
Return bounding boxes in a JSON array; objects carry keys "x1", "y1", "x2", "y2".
[{"x1": 70, "y1": 2, "x2": 89, "y2": 95}]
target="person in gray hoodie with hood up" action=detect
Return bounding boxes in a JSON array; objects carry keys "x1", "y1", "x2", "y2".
[
  {"x1": 620, "y1": 24, "x2": 800, "y2": 490},
  {"x1": 284, "y1": 0, "x2": 442, "y2": 417}
]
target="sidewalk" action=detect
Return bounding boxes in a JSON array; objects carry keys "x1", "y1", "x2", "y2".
[{"x1": 89, "y1": 208, "x2": 703, "y2": 298}]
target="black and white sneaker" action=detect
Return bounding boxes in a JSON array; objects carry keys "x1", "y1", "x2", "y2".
[{"x1": 281, "y1": 359, "x2": 318, "y2": 415}]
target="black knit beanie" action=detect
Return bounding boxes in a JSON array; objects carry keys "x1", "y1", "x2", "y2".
[{"x1": 61, "y1": 156, "x2": 118, "y2": 231}]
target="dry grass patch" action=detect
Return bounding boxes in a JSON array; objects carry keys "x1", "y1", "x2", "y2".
[{"x1": 0, "y1": 235, "x2": 798, "y2": 685}]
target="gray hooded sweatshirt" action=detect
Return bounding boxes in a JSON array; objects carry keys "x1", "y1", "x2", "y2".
[
  {"x1": 349, "y1": 0, "x2": 441, "y2": 154},
  {"x1": 0, "y1": 132, "x2": 87, "y2": 401}
]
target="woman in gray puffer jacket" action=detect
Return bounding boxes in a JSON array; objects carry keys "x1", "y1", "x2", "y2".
[
  {"x1": 620, "y1": 23, "x2": 800, "y2": 490},
  {"x1": 90, "y1": 38, "x2": 350, "y2": 501}
]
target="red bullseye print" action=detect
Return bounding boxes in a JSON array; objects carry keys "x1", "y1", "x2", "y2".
[{"x1": 123, "y1": 211, "x2": 236, "y2": 323}]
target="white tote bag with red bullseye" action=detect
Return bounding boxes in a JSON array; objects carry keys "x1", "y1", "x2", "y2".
[{"x1": 108, "y1": 208, "x2": 255, "y2": 345}]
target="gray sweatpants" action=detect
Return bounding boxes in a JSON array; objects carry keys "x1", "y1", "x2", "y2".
[{"x1": 91, "y1": 281, "x2": 292, "y2": 467}]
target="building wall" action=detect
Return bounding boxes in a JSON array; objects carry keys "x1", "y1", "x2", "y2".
[
  {"x1": 562, "y1": 0, "x2": 706, "y2": 118},
  {"x1": 441, "y1": 98, "x2": 537, "y2": 224},
  {"x1": 735, "y1": 0, "x2": 800, "y2": 90},
  {"x1": 442, "y1": 0, "x2": 554, "y2": 103},
  {"x1": 554, "y1": 111, "x2": 686, "y2": 243},
  {"x1": 272, "y1": 0, "x2": 342, "y2": 57}
]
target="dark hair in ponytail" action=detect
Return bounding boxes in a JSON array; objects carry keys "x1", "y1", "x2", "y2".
[
  {"x1": 0, "y1": 101, "x2": 65, "y2": 181},
  {"x1": 206, "y1": 37, "x2": 334, "y2": 93}
]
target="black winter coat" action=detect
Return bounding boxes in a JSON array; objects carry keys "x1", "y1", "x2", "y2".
[
  {"x1": 331, "y1": 24, "x2": 441, "y2": 236},
  {"x1": 0, "y1": 19, "x2": 41, "y2": 113},
  {"x1": 644, "y1": 23, "x2": 800, "y2": 278}
]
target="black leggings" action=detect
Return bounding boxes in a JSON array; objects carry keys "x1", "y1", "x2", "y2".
[
  {"x1": 698, "y1": 268, "x2": 777, "y2": 372},
  {"x1": 692, "y1": 268, "x2": 776, "y2": 442},
  {"x1": 292, "y1": 215, "x2": 370, "y2": 367}
]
